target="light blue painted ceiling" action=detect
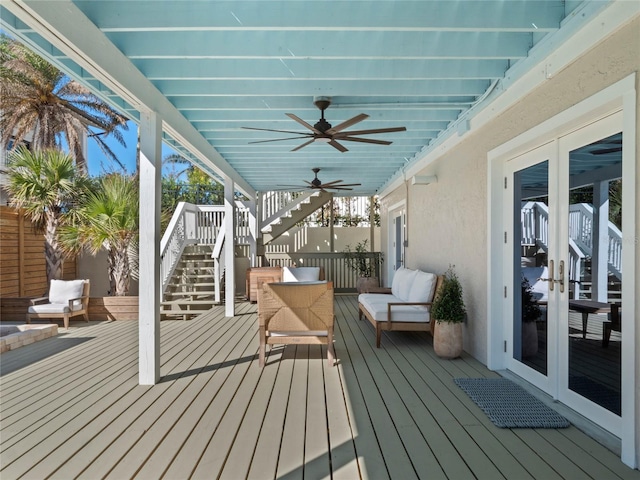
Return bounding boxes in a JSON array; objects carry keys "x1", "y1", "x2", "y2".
[{"x1": 0, "y1": 0, "x2": 611, "y2": 196}]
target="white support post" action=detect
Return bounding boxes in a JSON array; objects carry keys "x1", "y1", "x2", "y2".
[
  {"x1": 591, "y1": 181, "x2": 609, "y2": 302},
  {"x1": 369, "y1": 196, "x2": 375, "y2": 251},
  {"x1": 224, "y1": 177, "x2": 236, "y2": 316},
  {"x1": 329, "y1": 195, "x2": 335, "y2": 252},
  {"x1": 138, "y1": 111, "x2": 162, "y2": 385},
  {"x1": 247, "y1": 196, "x2": 258, "y2": 267}
]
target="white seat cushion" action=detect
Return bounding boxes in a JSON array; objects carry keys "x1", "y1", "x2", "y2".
[
  {"x1": 49, "y1": 279, "x2": 86, "y2": 307},
  {"x1": 407, "y1": 271, "x2": 437, "y2": 303},
  {"x1": 358, "y1": 293, "x2": 430, "y2": 323},
  {"x1": 282, "y1": 266, "x2": 321, "y2": 282},
  {"x1": 28, "y1": 303, "x2": 80, "y2": 314}
]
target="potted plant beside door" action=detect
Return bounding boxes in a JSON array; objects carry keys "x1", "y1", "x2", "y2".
[
  {"x1": 343, "y1": 240, "x2": 381, "y2": 293},
  {"x1": 432, "y1": 265, "x2": 466, "y2": 359}
]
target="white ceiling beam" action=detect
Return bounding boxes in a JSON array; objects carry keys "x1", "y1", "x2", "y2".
[
  {"x1": 104, "y1": 31, "x2": 531, "y2": 59},
  {"x1": 78, "y1": 1, "x2": 564, "y2": 31}
]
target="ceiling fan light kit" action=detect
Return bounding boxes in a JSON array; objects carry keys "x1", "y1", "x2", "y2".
[{"x1": 242, "y1": 97, "x2": 406, "y2": 152}]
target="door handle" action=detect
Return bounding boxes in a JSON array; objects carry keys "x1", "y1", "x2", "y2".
[
  {"x1": 539, "y1": 259, "x2": 555, "y2": 292},
  {"x1": 557, "y1": 260, "x2": 565, "y2": 293}
]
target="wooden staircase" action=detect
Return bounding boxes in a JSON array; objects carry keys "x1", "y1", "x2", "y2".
[
  {"x1": 159, "y1": 192, "x2": 333, "y2": 319},
  {"x1": 261, "y1": 190, "x2": 332, "y2": 244},
  {"x1": 161, "y1": 244, "x2": 220, "y2": 320}
]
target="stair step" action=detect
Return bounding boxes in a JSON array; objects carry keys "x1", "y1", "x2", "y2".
[
  {"x1": 167, "y1": 282, "x2": 217, "y2": 288},
  {"x1": 164, "y1": 292, "x2": 216, "y2": 298},
  {"x1": 162, "y1": 299, "x2": 216, "y2": 305}
]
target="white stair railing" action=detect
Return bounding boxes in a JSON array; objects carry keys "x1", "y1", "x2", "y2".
[
  {"x1": 521, "y1": 201, "x2": 622, "y2": 281},
  {"x1": 569, "y1": 203, "x2": 622, "y2": 279},
  {"x1": 161, "y1": 202, "x2": 253, "y2": 295}
]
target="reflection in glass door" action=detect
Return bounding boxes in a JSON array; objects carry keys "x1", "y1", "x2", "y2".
[
  {"x1": 512, "y1": 161, "x2": 550, "y2": 376},
  {"x1": 565, "y1": 133, "x2": 622, "y2": 416}
]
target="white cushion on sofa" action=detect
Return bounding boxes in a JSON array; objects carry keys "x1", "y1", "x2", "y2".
[
  {"x1": 408, "y1": 271, "x2": 437, "y2": 303},
  {"x1": 282, "y1": 266, "x2": 321, "y2": 282},
  {"x1": 49, "y1": 279, "x2": 85, "y2": 307},
  {"x1": 358, "y1": 293, "x2": 430, "y2": 323},
  {"x1": 391, "y1": 267, "x2": 417, "y2": 302}
]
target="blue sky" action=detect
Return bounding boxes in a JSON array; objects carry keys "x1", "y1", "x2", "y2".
[{"x1": 87, "y1": 120, "x2": 184, "y2": 177}]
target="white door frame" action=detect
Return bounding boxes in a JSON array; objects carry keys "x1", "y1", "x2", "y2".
[
  {"x1": 387, "y1": 200, "x2": 406, "y2": 287},
  {"x1": 487, "y1": 74, "x2": 637, "y2": 466}
]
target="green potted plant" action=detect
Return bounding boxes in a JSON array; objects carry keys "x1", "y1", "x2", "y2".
[
  {"x1": 343, "y1": 239, "x2": 381, "y2": 293},
  {"x1": 521, "y1": 277, "x2": 543, "y2": 357},
  {"x1": 432, "y1": 265, "x2": 466, "y2": 358}
]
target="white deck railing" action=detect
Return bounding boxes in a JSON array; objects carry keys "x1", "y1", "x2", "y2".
[{"x1": 521, "y1": 201, "x2": 622, "y2": 281}]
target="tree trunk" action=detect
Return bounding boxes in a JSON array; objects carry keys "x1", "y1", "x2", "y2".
[
  {"x1": 44, "y1": 210, "x2": 64, "y2": 282},
  {"x1": 108, "y1": 247, "x2": 131, "y2": 296}
]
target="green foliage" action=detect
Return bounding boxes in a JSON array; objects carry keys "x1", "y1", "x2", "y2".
[
  {"x1": 0, "y1": 35, "x2": 129, "y2": 173},
  {"x1": 432, "y1": 266, "x2": 466, "y2": 324},
  {"x1": 61, "y1": 173, "x2": 139, "y2": 295},
  {"x1": 343, "y1": 239, "x2": 380, "y2": 277},
  {"x1": 5, "y1": 146, "x2": 89, "y2": 228},
  {"x1": 521, "y1": 277, "x2": 543, "y2": 323},
  {"x1": 5, "y1": 147, "x2": 90, "y2": 281}
]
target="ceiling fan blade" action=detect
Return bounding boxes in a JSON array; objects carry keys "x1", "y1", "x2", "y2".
[
  {"x1": 248, "y1": 135, "x2": 313, "y2": 144},
  {"x1": 328, "y1": 140, "x2": 348, "y2": 152},
  {"x1": 286, "y1": 113, "x2": 322, "y2": 134},
  {"x1": 242, "y1": 126, "x2": 311, "y2": 135},
  {"x1": 334, "y1": 126, "x2": 407, "y2": 136},
  {"x1": 338, "y1": 137, "x2": 392, "y2": 146},
  {"x1": 323, "y1": 183, "x2": 361, "y2": 188},
  {"x1": 291, "y1": 138, "x2": 316, "y2": 152},
  {"x1": 324, "y1": 187, "x2": 354, "y2": 191},
  {"x1": 318, "y1": 179, "x2": 344, "y2": 186},
  {"x1": 326, "y1": 113, "x2": 369, "y2": 135}
]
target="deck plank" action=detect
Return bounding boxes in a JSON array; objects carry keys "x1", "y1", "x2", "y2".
[
  {"x1": 322, "y1": 344, "x2": 361, "y2": 480},
  {"x1": 303, "y1": 344, "x2": 332, "y2": 480}
]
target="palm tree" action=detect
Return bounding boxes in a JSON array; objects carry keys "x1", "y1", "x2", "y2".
[
  {"x1": 62, "y1": 173, "x2": 139, "y2": 296},
  {"x1": 5, "y1": 147, "x2": 89, "y2": 283},
  {"x1": 0, "y1": 35, "x2": 129, "y2": 174}
]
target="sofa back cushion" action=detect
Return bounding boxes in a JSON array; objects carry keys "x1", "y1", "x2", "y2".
[
  {"x1": 282, "y1": 266, "x2": 321, "y2": 282},
  {"x1": 391, "y1": 267, "x2": 417, "y2": 302},
  {"x1": 407, "y1": 271, "x2": 437, "y2": 303}
]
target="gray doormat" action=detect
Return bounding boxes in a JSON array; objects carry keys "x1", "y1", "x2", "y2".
[{"x1": 454, "y1": 378, "x2": 570, "y2": 428}]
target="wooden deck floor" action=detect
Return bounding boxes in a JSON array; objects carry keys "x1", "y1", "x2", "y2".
[{"x1": 1, "y1": 296, "x2": 638, "y2": 480}]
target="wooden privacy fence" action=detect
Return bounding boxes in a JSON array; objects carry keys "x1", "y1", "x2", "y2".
[{"x1": 0, "y1": 206, "x2": 76, "y2": 298}]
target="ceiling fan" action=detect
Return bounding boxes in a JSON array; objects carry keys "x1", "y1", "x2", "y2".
[
  {"x1": 242, "y1": 97, "x2": 406, "y2": 152},
  {"x1": 278, "y1": 168, "x2": 361, "y2": 191}
]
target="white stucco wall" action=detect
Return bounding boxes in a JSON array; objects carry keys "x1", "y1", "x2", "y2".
[{"x1": 380, "y1": 16, "x2": 640, "y2": 365}]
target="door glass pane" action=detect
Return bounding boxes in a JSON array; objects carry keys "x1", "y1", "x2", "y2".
[
  {"x1": 567, "y1": 132, "x2": 622, "y2": 415},
  {"x1": 513, "y1": 161, "x2": 549, "y2": 375}
]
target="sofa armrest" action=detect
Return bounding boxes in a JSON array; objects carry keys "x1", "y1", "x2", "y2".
[
  {"x1": 30, "y1": 296, "x2": 49, "y2": 305},
  {"x1": 386, "y1": 302, "x2": 432, "y2": 327}
]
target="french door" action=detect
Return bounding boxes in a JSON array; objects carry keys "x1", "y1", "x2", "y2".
[{"x1": 504, "y1": 112, "x2": 624, "y2": 435}]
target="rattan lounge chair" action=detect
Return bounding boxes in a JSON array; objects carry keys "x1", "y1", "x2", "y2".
[{"x1": 257, "y1": 281, "x2": 335, "y2": 367}]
